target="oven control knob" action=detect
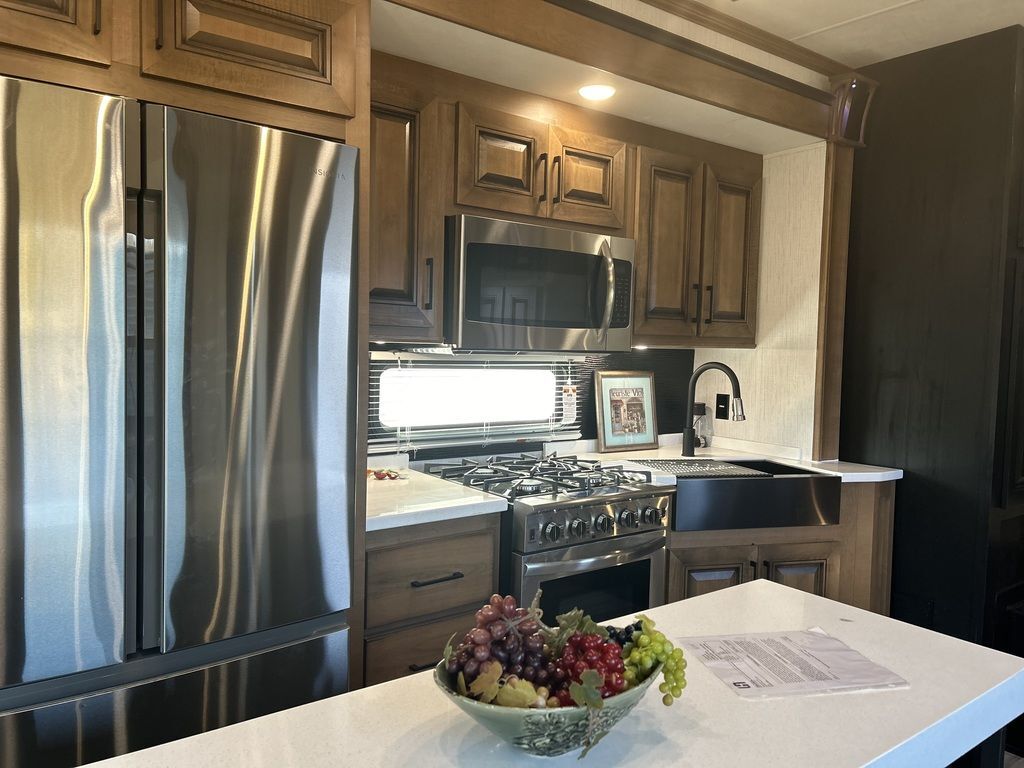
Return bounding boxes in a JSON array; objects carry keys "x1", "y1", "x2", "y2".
[
  {"x1": 641, "y1": 506, "x2": 660, "y2": 524},
  {"x1": 619, "y1": 509, "x2": 640, "y2": 528},
  {"x1": 543, "y1": 523, "x2": 562, "y2": 543},
  {"x1": 594, "y1": 515, "x2": 612, "y2": 533},
  {"x1": 569, "y1": 518, "x2": 589, "y2": 538}
]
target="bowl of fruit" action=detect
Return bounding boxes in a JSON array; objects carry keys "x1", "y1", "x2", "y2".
[{"x1": 434, "y1": 593, "x2": 686, "y2": 758}]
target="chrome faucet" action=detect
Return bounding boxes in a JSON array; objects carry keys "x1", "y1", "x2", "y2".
[{"x1": 683, "y1": 362, "x2": 745, "y2": 456}]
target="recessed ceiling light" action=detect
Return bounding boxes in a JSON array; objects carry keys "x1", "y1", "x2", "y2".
[{"x1": 578, "y1": 84, "x2": 616, "y2": 101}]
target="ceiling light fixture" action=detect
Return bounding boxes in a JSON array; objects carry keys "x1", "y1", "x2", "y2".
[{"x1": 578, "y1": 84, "x2": 616, "y2": 101}]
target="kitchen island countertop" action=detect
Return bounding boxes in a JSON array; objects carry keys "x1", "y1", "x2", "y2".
[{"x1": 87, "y1": 580, "x2": 1023, "y2": 768}]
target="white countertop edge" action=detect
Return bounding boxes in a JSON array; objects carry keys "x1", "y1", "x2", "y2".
[
  {"x1": 365, "y1": 496, "x2": 507, "y2": 532},
  {"x1": 869, "y1": 666, "x2": 1024, "y2": 766}
]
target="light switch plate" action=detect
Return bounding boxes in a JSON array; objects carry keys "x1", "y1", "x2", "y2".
[{"x1": 715, "y1": 393, "x2": 730, "y2": 420}]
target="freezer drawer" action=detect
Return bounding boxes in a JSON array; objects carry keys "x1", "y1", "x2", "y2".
[
  {"x1": 144, "y1": 107, "x2": 358, "y2": 652},
  {"x1": 0, "y1": 76, "x2": 126, "y2": 687}
]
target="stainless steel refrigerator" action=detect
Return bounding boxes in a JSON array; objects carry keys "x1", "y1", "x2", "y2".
[{"x1": 0, "y1": 76, "x2": 357, "y2": 767}]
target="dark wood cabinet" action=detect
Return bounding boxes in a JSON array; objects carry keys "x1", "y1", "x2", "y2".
[
  {"x1": 758, "y1": 541, "x2": 840, "y2": 599},
  {"x1": 632, "y1": 147, "x2": 761, "y2": 348},
  {"x1": 0, "y1": 0, "x2": 112, "y2": 66},
  {"x1": 632, "y1": 146, "x2": 704, "y2": 343},
  {"x1": 369, "y1": 101, "x2": 444, "y2": 342},
  {"x1": 668, "y1": 544, "x2": 754, "y2": 600},
  {"x1": 549, "y1": 126, "x2": 628, "y2": 229},
  {"x1": 698, "y1": 162, "x2": 761, "y2": 344},
  {"x1": 456, "y1": 102, "x2": 628, "y2": 231},
  {"x1": 456, "y1": 102, "x2": 549, "y2": 218},
  {"x1": 139, "y1": 0, "x2": 357, "y2": 116}
]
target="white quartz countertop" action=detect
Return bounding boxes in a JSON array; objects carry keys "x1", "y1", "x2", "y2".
[
  {"x1": 570, "y1": 444, "x2": 903, "y2": 483},
  {"x1": 89, "y1": 580, "x2": 1023, "y2": 768},
  {"x1": 365, "y1": 464, "x2": 506, "y2": 532}
]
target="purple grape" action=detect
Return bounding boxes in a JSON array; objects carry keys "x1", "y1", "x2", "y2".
[
  {"x1": 473, "y1": 643, "x2": 491, "y2": 662},
  {"x1": 535, "y1": 668, "x2": 550, "y2": 685},
  {"x1": 463, "y1": 659, "x2": 480, "y2": 679},
  {"x1": 523, "y1": 665, "x2": 537, "y2": 682},
  {"x1": 469, "y1": 628, "x2": 490, "y2": 646},
  {"x1": 488, "y1": 621, "x2": 508, "y2": 640},
  {"x1": 490, "y1": 643, "x2": 509, "y2": 664}
]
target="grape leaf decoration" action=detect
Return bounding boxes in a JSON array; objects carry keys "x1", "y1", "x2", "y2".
[
  {"x1": 442, "y1": 632, "x2": 457, "y2": 666},
  {"x1": 568, "y1": 668, "x2": 605, "y2": 710},
  {"x1": 456, "y1": 671, "x2": 468, "y2": 696},
  {"x1": 468, "y1": 660, "x2": 503, "y2": 703},
  {"x1": 495, "y1": 678, "x2": 539, "y2": 708},
  {"x1": 542, "y1": 609, "x2": 609, "y2": 657}
]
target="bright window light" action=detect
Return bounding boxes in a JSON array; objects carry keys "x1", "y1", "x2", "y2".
[{"x1": 379, "y1": 367, "x2": 556, "y2": 428}]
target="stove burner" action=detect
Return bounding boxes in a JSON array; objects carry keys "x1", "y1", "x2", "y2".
[{"x1": 425, "y1": 454, "x2": 653, "y2": 501}]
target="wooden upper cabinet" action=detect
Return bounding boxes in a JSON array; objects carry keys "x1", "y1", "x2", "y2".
[
  {"x1": 549, "y1": 126, "x2": 627, "y2": 229},
  {"x1": 632, "y1": 146, "x2": 703, "y2": 344},
  {"x1": 700, "y1": 161, "x2": 762, "y2": 343},
  {"x1": 369, "y1": 100, "x2": 444, "y2": 342},
  {"x1": 140, "y1": 0, "x2": 357, "y2": 116},
  {"x1": 456, "y1": 102, "x2": 549, "y2": 218},
  {"x1": 0, "y1": 0, "x2": 113, "y2": 66}
]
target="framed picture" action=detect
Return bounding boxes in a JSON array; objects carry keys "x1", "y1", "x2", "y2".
[{"x1": 594, "y1": 370, "x2": 659, "y2": 453}]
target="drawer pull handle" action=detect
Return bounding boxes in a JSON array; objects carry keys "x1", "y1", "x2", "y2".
[
  {"x1": 410, "y1": 571, "x2": 464, "y2": 588},
  {"x1": 408, "y1": 660, "x2": 439, "y2": 672}
]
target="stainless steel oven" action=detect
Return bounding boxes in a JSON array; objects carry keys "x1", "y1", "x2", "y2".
[
  {"x1": 445, "y1": 214, "x2": 635, "y2": 352},
  {"x1": 513, "y1": 529, "x2": 667, "y2": 624}
]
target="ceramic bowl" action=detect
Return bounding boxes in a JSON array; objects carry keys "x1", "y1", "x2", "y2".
[{"x1": 433, "y1": 662, "x2": 662, "y2": 757}]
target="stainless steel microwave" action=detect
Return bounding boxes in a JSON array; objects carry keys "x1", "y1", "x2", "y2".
[{"x1": 445, "y1": 214, "x2": 635, "y2": 352}]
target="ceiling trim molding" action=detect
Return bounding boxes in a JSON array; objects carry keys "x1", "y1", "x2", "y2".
[
  {"x1": 384, "y1": 0, "x2": 831, "y2": 138},
  {"x1": 544, "y1": 0, "x2": 831, "y2": 104},
  {"x1": 638, "y1": 0, "x2": 854, "y2": 77}
]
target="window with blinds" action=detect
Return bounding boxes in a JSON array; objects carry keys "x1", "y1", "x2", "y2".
[{"x1": 368, "y1": 352, "x2": 583, "y2": 453}]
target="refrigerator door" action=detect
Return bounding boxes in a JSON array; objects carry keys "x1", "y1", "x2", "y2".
[
  {"x1": 0, "y1": 77, "x2": 126, "y2": 685},
  {"x1": 147, "y1": 107, "x2": 357, "y2": 652}
]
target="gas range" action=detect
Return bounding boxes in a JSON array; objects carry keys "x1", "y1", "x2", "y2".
[{"x1": 425, "y1": 454, "x2": 672, "y2": 554}]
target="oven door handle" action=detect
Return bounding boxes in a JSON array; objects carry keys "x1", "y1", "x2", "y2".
[{"x1": 521, "y1": 535, "x2": 665, "y2": 578}]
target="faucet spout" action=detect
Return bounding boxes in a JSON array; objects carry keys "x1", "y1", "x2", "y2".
[{"x1": 683, "y1": 362, "x2": 745, "y2": 457}]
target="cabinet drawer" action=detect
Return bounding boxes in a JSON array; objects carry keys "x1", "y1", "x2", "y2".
[
  {"x1": 364, "y1": 611, "x2": 474, "y2": 686},
  {"x1": 366, "y1": 528, "x2": 497, "y2": 629}
]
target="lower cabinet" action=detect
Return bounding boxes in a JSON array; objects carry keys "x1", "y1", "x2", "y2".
[
  {"x1": 668, "y1": 538, "x2": 841, "y2": 602},
  {"x1": 363, "y1": 513, "x2": 500, "y2": 686}
]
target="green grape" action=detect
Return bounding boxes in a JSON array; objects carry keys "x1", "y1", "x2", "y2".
[
  {"x1": 662, "y1": 694, "x2": 673, "y2": 706},
  {"x1": 638, "y1": 634, "x2": 651, "y2": 648},
  {"x1": 671, "y1": 686, "x2": 682, "y2": 698},
  {"x1": 659, "y1": 682, "x2": 670, "y2": 694},
  {"x1": 622, "y1": 614, "x2": 687, "y2": 707}
]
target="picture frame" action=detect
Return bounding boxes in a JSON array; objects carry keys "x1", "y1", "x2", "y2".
[{"x1": 594, "y1": 370, "x2": 659, "y2": 453}]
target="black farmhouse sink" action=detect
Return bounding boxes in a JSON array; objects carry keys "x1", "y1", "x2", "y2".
[{"x1": 631, "y1": 459, "x2": 841, "y2": 531}]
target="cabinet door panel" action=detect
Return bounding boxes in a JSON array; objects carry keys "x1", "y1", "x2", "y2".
[
  {"x1": 632, "y1": 146, "x2": 703, "y2": 344},
  {"x1": 365, "y1": 611, "x2": 475, "y2": 686},
  {"x1": 456, "y1": 102, "x2": 548, "y2": 217},
  {"x1": 0, "y1": 0, "x2": 112, "y2": 65},
  {"x1": 668, "y1": 545, "x2": 755, "y2": 602},
  {"x1": 700, "y1": 163, "x2": 761, "y2": 343},
  {"x1": 759, "y1": 541, "x2": 840, "y2": 600},
  {"x1": 369, "y1": 102, "x2": 443, "y2": 341},
  {"x1": 140, "y1": 0, "x2": 356, "y2": 116},
  {"x1": 550, "y1": 126, "x2": 627, "y2": 229}
]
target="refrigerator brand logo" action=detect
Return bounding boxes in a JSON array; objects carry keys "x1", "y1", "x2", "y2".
[{"x1": 314, "y1": 168, "x2": 347, "y2": 180}]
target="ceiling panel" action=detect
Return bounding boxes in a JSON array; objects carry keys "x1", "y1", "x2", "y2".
[
  {"x1": 372, "y1": 0, "x2": 819, "y2": 154},
  {"x1": 688, "y1": 0, "x2": 1024, "y2": 66}
]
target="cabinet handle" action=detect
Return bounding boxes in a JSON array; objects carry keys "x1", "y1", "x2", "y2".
[
  {"x1": 423, "y1": 258, "x2": 434, "y2": 310},
  {"x1": 762, "y1": 560, "x2": 771, "y2": 577},
  {"x1": 704, "y1": 285, "x2": 714, "y2": 325},
  {"x1": 408, "y1": 660, "x2": 439, "y2": 672},
  {"x1": 552, "y1": 155, "x2": 563, "y2": 204},
  {"x1": 93, "y1": 0, "x2": 101, "y2": 34},
  {"x1": 410, "y1": 570, "x2": 464, "y2": 588},
  {"x1": 691, "y1": 283, "x2": 700, "y2": 324},
  {"x1": 538, "y1": 153, "x2": 549, "y2": 202},
  {"x1": 749, "y1": 560, "x2": 758, "y2": 579},
  {"x1": 156, "y1": 0, "x2": 164, "y2": 49}
]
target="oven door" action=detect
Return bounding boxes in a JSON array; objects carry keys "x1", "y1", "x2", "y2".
[
  {"x1": 513, "y1": 530, "x2": 666, "y2": 624},
  {"x1": 448, "y1": 214, "x2": 634, "y2": 352}
]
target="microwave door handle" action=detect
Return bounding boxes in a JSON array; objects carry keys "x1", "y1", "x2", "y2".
[
  {"x1": 598, "y1": 241, "x2": 615, "y2": 338},
  {"x1": 521, "y1": 535, "x2": 665, "y2": 578}
]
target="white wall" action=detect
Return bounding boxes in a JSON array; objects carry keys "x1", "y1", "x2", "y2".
[{"x1": 692, "y1": 141, "x2": 827, "y2": 458}]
